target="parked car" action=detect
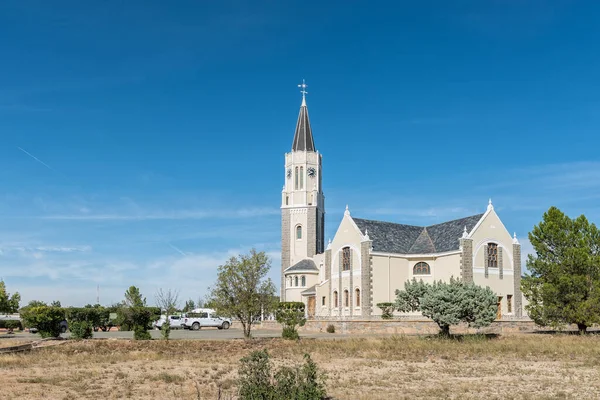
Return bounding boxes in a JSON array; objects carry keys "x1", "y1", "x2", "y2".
[
  {"x1": 182, "y1": 308, "x2": 231, "y2": 330},
  {"x1": 153, "y1": 315, "x2": 185, "y2": 330},
  {"x1": 28, "y1": 319, "x2": 68, "y2": 334}
]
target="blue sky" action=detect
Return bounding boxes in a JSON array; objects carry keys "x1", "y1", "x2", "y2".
[{"x1": 1, "y1": 1, "x2": 599, "y2": 306}]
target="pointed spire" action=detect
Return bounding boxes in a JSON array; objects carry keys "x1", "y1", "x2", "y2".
[
  {"x1": 326, "y1": 238, "x2": 332, "y2": 250},
  {"x1": 487, "y1": 198, "x2": 494, "y2": 211},
  {"x1": 513, "y1": 232, "x2": 520, "y2": 245},
  {"x1": 292, "y1": 80, "x2": 315, "y2": 152},
  {"x1": 364, "y1": 229, "x2": 370, "y2": 241},
  {"x1": 344, "y1": 204, "x2": 350, "y2": 216},
  {"x1": 462, "y1": 225, "x2": 469, "y2": 238}
]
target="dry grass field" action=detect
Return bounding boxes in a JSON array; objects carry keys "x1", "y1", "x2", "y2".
[{"x1": 1, "y1": 334, "x2": 600, "y2": 399}]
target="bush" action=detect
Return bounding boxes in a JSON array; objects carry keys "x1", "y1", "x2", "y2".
[
  {"x1": 238, "y1": 349, "x2": 327, "y2": 400},
  {"x1": 69, "y1": 321, "x2": 93, "y2": 340},
  {"x1": 326, "y1": 324, "x2": 335, "y2": 334},
  {"x1": 134, "y1": 326, "x2": 151, "y2": 340},
  {"x1": 377, "y1": 302, "x2": 395, "y2": 320},
  {"x1": 282, "y1": 326, "x2": 300, "y2": 340},
  {"x1": 276, "y1": 302, "x2": 306, "y2": 340},
  {"x1": 395, "y1": 277, "x2": 497, "y2": 336},
  {"x1": 161, "y1": 321, "x2": 171, "y2": 340},
  {"x1": 0, "y1": 319, "x2": 23, "y2": 331},
  {"x1": 19, "y1": 305, "x2": 65, "y2": 338}
]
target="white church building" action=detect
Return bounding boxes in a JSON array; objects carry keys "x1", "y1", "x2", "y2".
[{"x1": 280, "y1": 84, "x2": 524, "y2": 320}]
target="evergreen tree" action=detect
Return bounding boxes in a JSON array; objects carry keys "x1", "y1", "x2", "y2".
[{"x1": 522, "y1": 207, "x2": 600, "y2": 333}]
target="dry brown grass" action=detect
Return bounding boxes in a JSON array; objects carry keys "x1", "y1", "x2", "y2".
[{"x1": 1, "y1": 334, "x2": 600, "y2": 399}]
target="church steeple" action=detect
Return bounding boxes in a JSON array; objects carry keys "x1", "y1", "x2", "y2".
[
  {"x1": 292, "y1": 80, "x2": 315, "y2": 152},
  {"x1": 281, "y1": 80, "x2": 325, "y2": 301}
]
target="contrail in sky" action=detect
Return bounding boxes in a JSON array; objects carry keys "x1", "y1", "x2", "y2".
[
  {"x1": 17, "y1": 146, "x2": 55, "y2": 171},
  {"x1": 167, "y1": 242, "x2": 187, "y2": 256}
]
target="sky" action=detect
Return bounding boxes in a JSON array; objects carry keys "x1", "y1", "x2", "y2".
[{"x1": 1, "y1": 0, "x2": 599, "y2": 307}]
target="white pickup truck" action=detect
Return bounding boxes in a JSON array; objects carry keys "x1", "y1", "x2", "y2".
[{"x1": 182, "y1": 308, "x2": 231, "y2": 330}]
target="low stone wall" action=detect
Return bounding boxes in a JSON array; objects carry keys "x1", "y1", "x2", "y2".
[{"x1": 257, "y1": 318, "x2": 539, "y2": 335}]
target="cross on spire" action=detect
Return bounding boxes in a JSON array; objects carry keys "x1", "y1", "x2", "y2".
[{"x1": 298, "y1": 79, "x2": 308, "y2": 106}]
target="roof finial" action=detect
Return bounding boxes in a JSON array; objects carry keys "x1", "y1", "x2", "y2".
[
  {"x1": 513, "y1": 232, "x2": 519, "y2": 245},
  {"x1": 327, "y1": 238, "x2": 332, "y2": 250},
  {"x1": 487, "y1": 198, "x2": 494, "y2": 211},
  {"x1": 364, "y1": 229, "x2": 370, "y2": 241},
  {"x1": 298, "y1": 79, "x2": 308, "y2": 107},
  {"x1": 462, "y1": 225, "x2": 469, "y2": 238},
  {"x1": 344, "y1": 204, "x2": 350, "y2": 216}
]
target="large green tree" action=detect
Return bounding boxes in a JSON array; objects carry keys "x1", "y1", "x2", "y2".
[
  {"x1": 0, "y1": 280, "x2": 21, "y2": 314},
  {"x1": 208, "y1": 249, "x2": 277, "y2": 338},
  {"x1": 522, "y1": 207, "x2": 600, "y2": 334},
  {"x1": 395, "y1": 278, "x2": 497, "y2": 336}
]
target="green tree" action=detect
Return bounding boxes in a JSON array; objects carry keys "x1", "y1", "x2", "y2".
[
  {"x1": 0, "y1": 280, "x2": 21, "y2": 314},
  {"x1": 276, "y1": 302, "x2": 306, "y2": 340},
  {"x1": 124, "y1": 286, "x2": 146, "y2": 307},
  {"x1": 522, "y1": 207, "x2": 600, "y2": 334},
  {"x1": 19, "y1": 303, "x2": 65, "y2": 338},
  {"x1": 395, "y1": 278, "x2": 497, "y2": 336},
  {"x1": 208, "y1": 249, "x2": 277, "y2": 338},
  {"x1": 182, "y1": 299, "x2": 196, "y2": 313}
]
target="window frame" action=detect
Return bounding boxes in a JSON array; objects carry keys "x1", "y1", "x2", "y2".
[
  {"x1": 296, "y1": 225, "x2": 302, "y2": 240},
  {"x1": 341, "y1": 247, "x2": 351, "y2": 271},
  {"x1": 355, "y1": 288, "x2": 361, "y2": 307},
  {"x1": 333, "y1": 291, "x2": 338, "y2": 308},
  {"x1": 343, "y1": 289, "x2": 349, "y2": 308},
  {"x1": 487, "y1": 243, "x2": 498, "y2": 268},
  {"x1": 301, "y1": 276, "x2": 306, "y2": 287},
  {"x1": 294, "y1": 276, "x2": 298, "y2": 287},
  {"x1": 413, "y1": 262, "x2": 431, "y2": 275}
]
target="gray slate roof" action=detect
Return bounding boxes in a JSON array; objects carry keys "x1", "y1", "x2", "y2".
[
  {"x1": 353, "y1": 213, "x2": 484, "y2": 254},
  {"x1": 301, "y1": 285, "x2": 317, "y2": 296},
  {"x1": 292, "y1": 102, "x2": 315, "y2": 152},
  {"x1": 285, "y1": 259, "x2": 319, "y2": 272}
]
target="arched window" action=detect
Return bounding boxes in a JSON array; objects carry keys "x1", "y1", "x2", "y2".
[
  {"x1": 289, "y1": 277, "x2": 293, "y2": 287},
  {"x1": 294, "y1": 167, "x2": 299, "y2": 190},
  {"x1": 285, "y1": 196, "x2": 289, "y2": 205},
  {"x1": 342, "y1": 247, "x2": 351, "y2": 271},
  {"x1": 413, "y1": 262, "x2": 430, "y2": 275},
  {"x1": 488, "y1": 243, "x2": 498, "y2": 268},
  {"x1": 296, "y1": 225, "x2": 302, "y2": 240},
  {"x1": 333, "y1": 291, "x2": 338, "y2": 308},
  {"x1": 355, "y1": 288, "x2": 360, "y2": 307},
  {"x1": 344, "y1": 290, "x2": 349, "y2": 307},
  {"x1": 301, "y1": 276, "x2": 306, "y2": 287},
  {"x1": 294, "y1": 276, "x2": 298, "y2": 287},
  {"x1": 300, "y1": 166, "x2": 304, "y2": 189}
]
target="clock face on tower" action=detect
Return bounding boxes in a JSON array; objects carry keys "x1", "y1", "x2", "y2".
[
  {"x1": 286, "y1": 168, "x2": 291, "y2": 178},
  {"x1": 307, "y1": 167, "x2": 316, "y2": 177}
]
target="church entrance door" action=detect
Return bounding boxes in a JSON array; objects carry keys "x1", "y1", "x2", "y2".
[{"x1": 307, "y1": 296, "x2": 316, "y2": 319}]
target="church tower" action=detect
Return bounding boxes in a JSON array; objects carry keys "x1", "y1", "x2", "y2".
[{"x1": 280, "y1": 81, "x2": 325, "y2": 300}]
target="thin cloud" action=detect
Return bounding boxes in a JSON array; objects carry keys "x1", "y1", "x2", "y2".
[
  {"x1": 17, "y1": 146, "x2": 55, "y2": 172},
  {"x1": 167, "y1": 242, "x2": 187, "y2": 256}
]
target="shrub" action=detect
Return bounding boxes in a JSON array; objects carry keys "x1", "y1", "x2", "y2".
[
  {"x1": 19, "y1": 305, "x2": 65, "y2": 338},
  {"x1": 69, "y1": 321, "x2": 93, "y2": 340},
  {"x1": 276, "y1": 302, "x2": 306, "y2": 340},
  {"x1": 161, "y1": 321, "x2": 171, "y2": 340},
  {"x1": 134, "y1": 326, "x2": 151, "y2": 340},
  {"x1": 237, "y1": 349, "x2": 327, "y2": 399},
  {"x1": 0, "y1": 319, "x2": 23, "y2": 331},
  {"x1": 282, "y1": 326, "x2": 300, "y2": 340},
  {"x1": 395, "y1": 277, "x2": 497, "y2": 336},
  {"x1": 377, "y1": 302, "x2": 395, "y2": 320},
  {"x1": 326, "y1": 324, "x2": 335, "y2": 334}
]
